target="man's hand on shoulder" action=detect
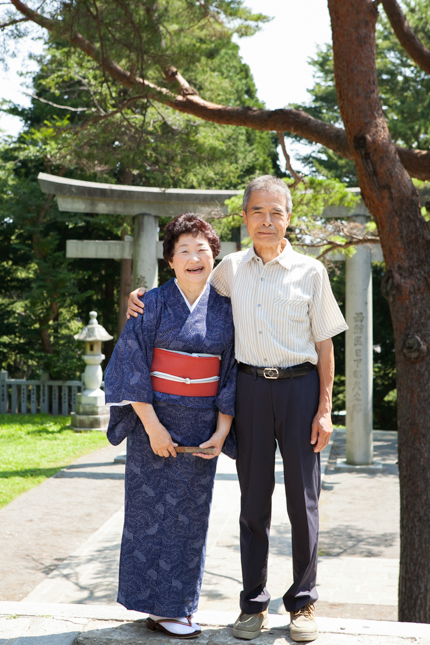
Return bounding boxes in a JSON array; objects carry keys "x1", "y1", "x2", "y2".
[
  {"x1": 310, "y1": 409, "x2": 333, "y2": 453},
  {"x1": 126, "y1": 287, "x2": 146, "y2": 319}
]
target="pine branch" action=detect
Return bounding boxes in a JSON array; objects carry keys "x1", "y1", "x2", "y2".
[
  {"x1": 277, "y1": 131, "x2": 304, "y2": 187},
  {"x1": 381, "y1": 0, "x2": 430, "y2": 75},
  {"x1": 0, "y1": 15, "x2": 28, "y2": 28},
  {"x1": 22, "y1": 92, "x2": 90, "y2": 112}
]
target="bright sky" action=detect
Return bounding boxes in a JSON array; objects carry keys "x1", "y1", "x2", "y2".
[
  {"x1": 239, "y1": 0, "x2": 332, "y2": 109},
  {"x1": 0, "y1": 1, "x2": 332, "y2": 166}
]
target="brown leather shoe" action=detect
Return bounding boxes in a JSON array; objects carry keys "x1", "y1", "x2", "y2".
[
  {"x1": 289, "y1": 603, "x2": 318, "y2": 642},
  {"x1": 233, "y1": 609, "x2": 269, "y2": 640}
]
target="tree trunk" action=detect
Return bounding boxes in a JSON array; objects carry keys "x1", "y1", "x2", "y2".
[
  {"x1": 38, "y1": 298, "x2": 58, "y2": 355},
  {"x1": 33, "y1": 194, "x2": 58, "y2": 356},
  {"x1": 39, "y1": 325, "x2": 54, "y2": 354},
  {"x1": 329, "y1": 0, "x2": 430, "y2": 622}
]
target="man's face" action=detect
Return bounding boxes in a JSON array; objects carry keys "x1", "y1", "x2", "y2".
[{"x1": 242, "y1": 189, "x2": 291, "y2": 248}]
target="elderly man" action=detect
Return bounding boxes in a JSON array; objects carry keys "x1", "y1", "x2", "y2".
[{"x1": 127, "y1": 176, "x2": 347, "y2": 642}]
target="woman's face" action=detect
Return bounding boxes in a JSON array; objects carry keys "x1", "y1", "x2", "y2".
[{"x1": 169, "y1": 233, "x2": 214, "y2": 289}]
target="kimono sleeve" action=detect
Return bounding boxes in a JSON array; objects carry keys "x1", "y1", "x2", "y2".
[
  {"x1": 104, "y1": 291, "x2": 159, "y2": 445},
  {"x1": 215, "y1": 335, "x2": 237, "y2": 418},
  {"x1": 309, "y1": 265, "x2": 348, "y2": 342}
]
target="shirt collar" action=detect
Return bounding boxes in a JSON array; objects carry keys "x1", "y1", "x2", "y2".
[{"x1": 243, "y1": 238, "x2": 294, "y2": 268}]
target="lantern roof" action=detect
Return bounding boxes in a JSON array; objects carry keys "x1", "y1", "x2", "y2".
[{"x1": 74, "y1": 311, "x2": 113, "y2": 342}]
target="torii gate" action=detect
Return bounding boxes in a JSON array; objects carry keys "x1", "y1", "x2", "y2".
[{"x1": 38, "y1": 172, "x2": 381, "y2": 467}]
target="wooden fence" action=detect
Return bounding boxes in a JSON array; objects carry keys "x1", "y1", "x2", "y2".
[{"x1": 0, "y1": 370, "x2": 90, "y2": 415}]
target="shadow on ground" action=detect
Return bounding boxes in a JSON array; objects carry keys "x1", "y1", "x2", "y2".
[
  {"x1": 73, "y1": 622, "x2": 296, "y2": 645},
  {"x1": 318, "y1": 524, "x2": 398, "y2": 557},
  {"x1": 0, "y1": 467, "x2": 60, "y2": 479}
]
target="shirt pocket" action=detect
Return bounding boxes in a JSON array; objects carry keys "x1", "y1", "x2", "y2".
[{"x1": 273, "y1": 297, "x2": 310, "y2": 323}]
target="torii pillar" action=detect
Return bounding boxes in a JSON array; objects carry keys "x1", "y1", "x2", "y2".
[{"x1": 132, "y1": 213, "x2": 159, "y2": 290}]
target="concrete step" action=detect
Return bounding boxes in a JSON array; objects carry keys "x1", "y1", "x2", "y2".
[{"x1": 1, "y1": 603, "x2": 430, "y2": 645}]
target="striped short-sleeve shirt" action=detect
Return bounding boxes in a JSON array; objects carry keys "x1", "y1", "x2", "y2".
[{"x1": 209, "y1": 239, "x2": 348, "y2": 368}]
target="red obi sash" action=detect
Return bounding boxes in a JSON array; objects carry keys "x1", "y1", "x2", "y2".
[{"x1": 150, "y1": 348, "x2": 221, "y2": 397}]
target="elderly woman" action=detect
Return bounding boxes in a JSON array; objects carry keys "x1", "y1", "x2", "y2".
[{"x1": 105, "y1": 213, "x2": 237, "y2": 638}]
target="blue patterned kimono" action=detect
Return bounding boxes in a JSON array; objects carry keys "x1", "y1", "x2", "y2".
[{"x1": 105, "y1": 279, "x2": 237, "y2": 617}]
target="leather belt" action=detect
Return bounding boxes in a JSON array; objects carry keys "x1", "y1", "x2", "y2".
[{"x1": 238, "y1": 362, "x2": 316, "y2": 380}]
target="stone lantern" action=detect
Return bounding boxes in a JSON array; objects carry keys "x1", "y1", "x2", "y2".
[{"x1": 71, "y1": 311, "x2": 113, "y2": 432}]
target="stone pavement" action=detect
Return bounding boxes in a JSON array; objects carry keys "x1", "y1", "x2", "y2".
[
  {"x1": 19, "y1": 430, "x2": 399, "y2": 621},
  {"x1": 0, "y1": 429, "x2": 404, "y2": 643},
  {"x1": 0, "y1": 443, "x2": 125, "y2": 602}
]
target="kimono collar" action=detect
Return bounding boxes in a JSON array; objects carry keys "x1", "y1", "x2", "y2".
[{"x1": 174, "y1": 279, "x2": 209, "y2": 313}]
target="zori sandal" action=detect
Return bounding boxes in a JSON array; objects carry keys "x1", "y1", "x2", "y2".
[{"x1": 146, "y1": 615, "x2": 201, "y2": 639}]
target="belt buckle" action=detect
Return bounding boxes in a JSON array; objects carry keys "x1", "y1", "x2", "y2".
[{"x1": 263, "y1": 367, "x2": 279, "y2": 379}]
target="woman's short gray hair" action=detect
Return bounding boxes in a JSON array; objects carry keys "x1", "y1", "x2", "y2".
[{"x1": 243, "y1": 176, "x2": 292, "y2": 214}]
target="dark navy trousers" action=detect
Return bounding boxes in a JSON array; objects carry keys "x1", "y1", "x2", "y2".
[{"x1": 235, "y1": 368, "x2": 321, "y2": 614}]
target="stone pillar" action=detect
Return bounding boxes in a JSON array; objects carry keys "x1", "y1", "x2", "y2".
[
  {"x1": 132, "y1": 214, "x2": 158, "y2": 290},
  {"x1": 345, "y1": 215, "x2": 373, "y2": 465}
]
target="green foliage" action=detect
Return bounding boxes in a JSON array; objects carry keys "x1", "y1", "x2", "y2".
[
  {"x1": 2, "y1": 0, "x2": 277, "y2": 188},
  {"x1": 0, "y1": 138, "x2": 125, "y2": 378},
  {"x1": 413, "y1": 179, "x2": 430, "y2": 221},
  {"x1": 36, "y1": 1, "x2": 270, "y2": 81},
  {"x1": 288, "y1": 177, "x2": 359, "y2": 223},
  {"x1": 3, "y1": 40, "x2": 277, "y2": 190},
  {"x1": 0, "y1": 414, "x2": 108, "y2": 509}
]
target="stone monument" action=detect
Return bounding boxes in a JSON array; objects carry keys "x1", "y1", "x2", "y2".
[{"x1": 71, "y1": 311, "x2": 113, "y2": 432}]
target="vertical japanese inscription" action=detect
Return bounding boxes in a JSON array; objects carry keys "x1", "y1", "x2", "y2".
[{"x1": 351, "y1": 312, "x2": 364, "y2": 418}]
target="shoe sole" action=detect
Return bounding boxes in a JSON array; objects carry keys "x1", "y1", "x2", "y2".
[
  {"x1": 289, "y1": 631, "x2": 318, "y2": 643},
  {"x1": 233, "y1": 615, "x2": 269, "y2": 640}
]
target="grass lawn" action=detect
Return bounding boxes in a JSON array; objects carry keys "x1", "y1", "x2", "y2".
[{"x1": 0, "y1": 414, "x2": 109, "y2": 510}]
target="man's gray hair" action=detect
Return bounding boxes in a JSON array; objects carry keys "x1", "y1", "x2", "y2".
[{"x1": 243, "y1": 176, "x2": 293, "y2": 214}]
